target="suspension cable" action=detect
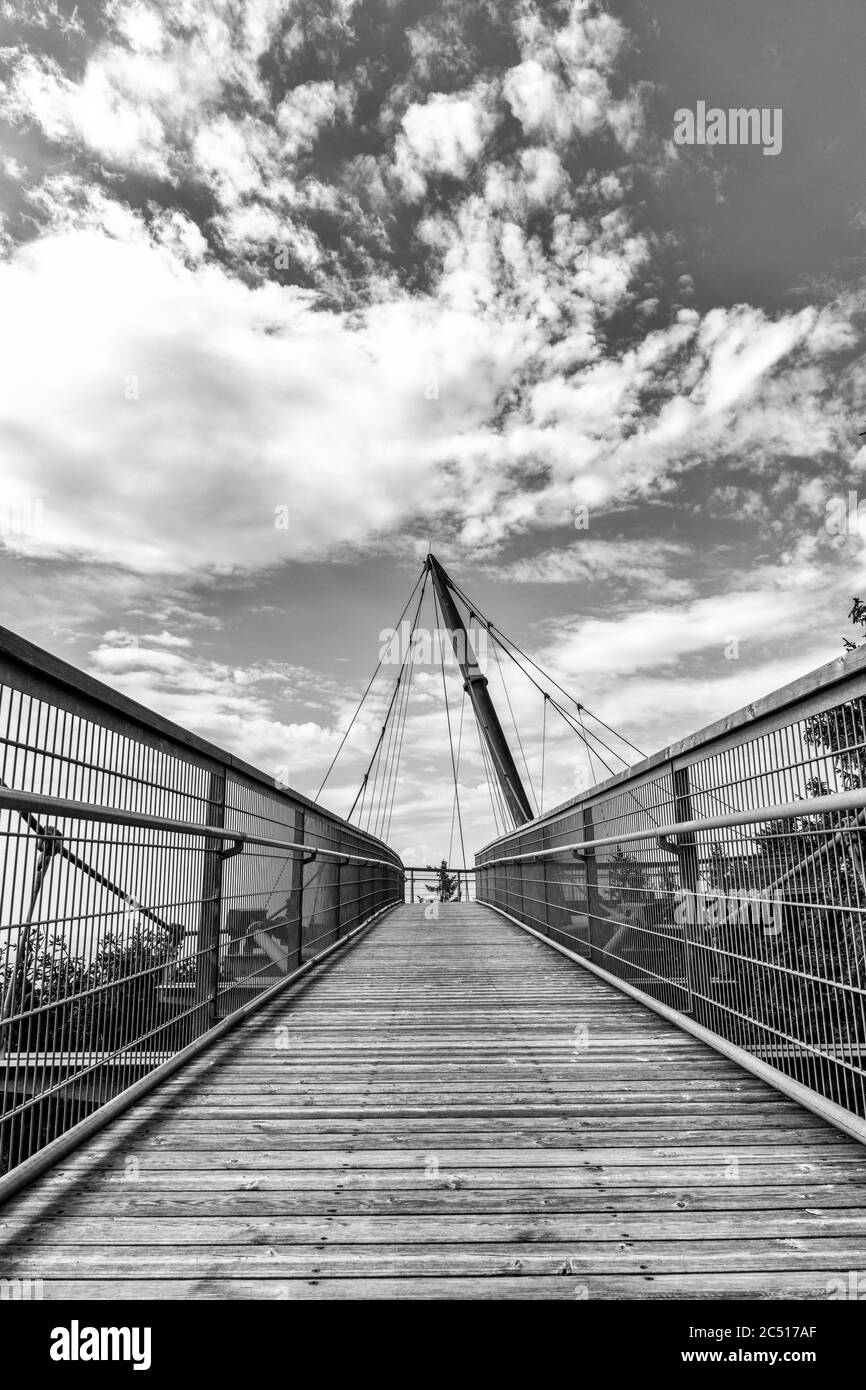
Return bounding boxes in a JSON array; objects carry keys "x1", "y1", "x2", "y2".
[
  {"x1": 372, "y1": 656, "x2": 405, "y2": 837},
  {"x1": 445, "y1": 572, "x2": 646, "y2": 761},
  {"x1": 448, "y1": 583, "x2": 665, "y2": 829},
  {"x1": 348, "y1": 673, "x2": 402, "y2": 823},
  {"x1": 476, "y1": 704, "x2": 506, "y2": 838},
  {"x1": 488, "y1": 629, "x2": 539, "y2": 814},
  {"x1": 444, "y1": 580, "x2": 655, "y2": 811},
  {"x1": 577, "y1": 702, "x2": 599, "y2": 785},
  {"x1": 383, "y1": 574, "x2": 427, "y2": 842},
  {"x1": 347, "y1": 566, "x2": 430, "y2": 830},
  {"x1": 448, "y1": 691, "x2": 466, "y2": 864},
  {"x1": 317, "y1": 564, "x2": 426, "y2": 800}
]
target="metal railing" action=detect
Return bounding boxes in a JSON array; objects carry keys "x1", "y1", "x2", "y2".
[
  {"x1": 0, "y1": 627, "x2": 403, "y2": 1180},
  {"x1": 476, "y1": 645, "x2": 866, "y2": 1134},
  {"x1": 402, "y1": 867, "x2": 477, "y2": 903}
]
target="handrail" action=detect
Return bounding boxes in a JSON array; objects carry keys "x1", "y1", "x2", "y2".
[
  {"x1": 477, "y1": 787, "x2": 866, "y2": 866},
  {"x1": 0, "y1": 789, "x2": 402, "y2": 872}
]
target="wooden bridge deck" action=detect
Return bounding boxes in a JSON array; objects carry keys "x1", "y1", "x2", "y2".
[{"x1": 2, "y1": 903, "x2": 866, "y2": 1300}]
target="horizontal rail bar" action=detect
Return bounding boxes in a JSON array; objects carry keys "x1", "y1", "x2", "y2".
[
  {"x1": 478, "y1": 787, "x2": 866, "y2": 866},
  {"x1": 0, "y1": 790, "x2": 402, "y2": 871},
  {"x1": 401, "y1": 865, "x2": 477, "y2": 872}
]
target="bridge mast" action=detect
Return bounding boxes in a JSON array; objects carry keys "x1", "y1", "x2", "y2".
[{"x1": 426, "y1": 553, "x2": 534, "y2": 827}]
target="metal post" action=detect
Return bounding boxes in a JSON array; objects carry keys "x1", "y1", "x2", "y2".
[
  {"x1": 582, "y1": 804, "x2": 602, "y2": 965},
  {"x1": 671, "y1": 764, "x2": 700, "y2": 1016},
  {"x1": 335, "y1": 856, "x2": 349, "y2": 939},
  {"x1": 195, "y1": 769, "x2": 226, "y2": 1031},
  {"x1": 287, "y1": 809, "x2": 305, "y2": 966},
  {"x1": 336, "y1": 856, "x2": 342, "y2": 939},
  {"x1": 542, "y1": 823, "x2": 552, "y2": 935},
  {"x1": 297, "y1": 850, "x2": 317, "y2": 966}
]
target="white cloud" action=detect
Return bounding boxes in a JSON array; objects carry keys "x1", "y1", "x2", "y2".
[
  {"x1": 87, "y1": 630, "x2": 337, "y2": 789},
  {"x1": 192, "y1": 115, "x2": 269, "y2": 201},
  {"x1": 519, "y1": 147, "x2": 566, "y2": 206},
  {"x1": 504, "y1": 2, "x2": 642, "y2": 150},
  {"x1": 115, "y1": 3, "x2": 166, "y2": 54},
  {"x1": 537, "y1": 569, "x2": 833, "y2": 683},
  {"x1": 394, "y1": 88, "x2": 498, "y2": 199},
  {"x1": 0, "y1": 1, "x2": 341, "y2": 201},
  {"x1": 276, "y1": 80, "x2": 354, "y2": 159},
  {"x1": 3, "y1": 52, "x2": 171, "y2": 178},
  {"x1": 0, "y1": 225, "x2": 530, "y2": 573},
  {"x1": 493, "y1": 540, "x2": 694, "y2": 599}
]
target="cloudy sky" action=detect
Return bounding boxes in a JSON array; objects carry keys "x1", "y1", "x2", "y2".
[{"x1": 1, "y1": 0, "x2": 866, "y2": 865}]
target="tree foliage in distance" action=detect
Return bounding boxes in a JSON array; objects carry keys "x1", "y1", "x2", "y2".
[
  {"x1": 0, "y1": 921, "x2": 184, "y2": 1054},
  {"x1": 424, "y1": 860, "x2": 458, "y2": 902},
  {"x1": 0, "y1": 920, "x2": 186, "y2": 1175}
]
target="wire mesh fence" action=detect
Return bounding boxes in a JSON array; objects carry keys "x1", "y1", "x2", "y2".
[
  {"x1": 0, "y1": 629, "x2": 403, "y2": 1178},
  {"x1": 477, "y1": 648, "x2": 866, "y2": 1125}
]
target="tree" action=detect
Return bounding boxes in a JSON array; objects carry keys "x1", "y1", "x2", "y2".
[
  {"x1": 0, "y1": 921, "x2": 187, "y2": 1175},
  {"x1": 607, "y1": 846, "x2": 648, "y2": 906},
  {"x1": 0, "y1": 921, "x2": 184, "y2": 1054},
  {"x1": 424, "y1": 860, "x2": 457, "y2": 902},
  {"x1": 842, "y1": 596, "x2": 866, "y2": 652}
]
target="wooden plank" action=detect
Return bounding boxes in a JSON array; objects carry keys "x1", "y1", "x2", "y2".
[
  {"x1": 23, "y1": 1272, "x2": 851, "y2": 1300},
  {"x1": 10, "y1": 1184, "x2": 861, "y2": 1217},
  {"x1": 8, "y1": 1191, "x2": 866, "y2": 1223},
  {"x1": 2, "y1": 1162, "x2": 863, "y2": 1190},
  {"x1": 5, "y1": 1212, "x2": 866, "y2": 1244},
  {"x1": 44, "y1": 1128, "x2": 847, "y2": 1152},
  {"x1": 13, "y1": 1146, "x2": 862, "y2": 1169},
  {"x1": 2, "y1": 1240, "x2": 866, "y2": 1277}
]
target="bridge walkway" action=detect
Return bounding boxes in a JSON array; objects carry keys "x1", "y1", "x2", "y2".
[{"x1": 2, "y1": 904, "x2": 865, "y2": 1299}]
